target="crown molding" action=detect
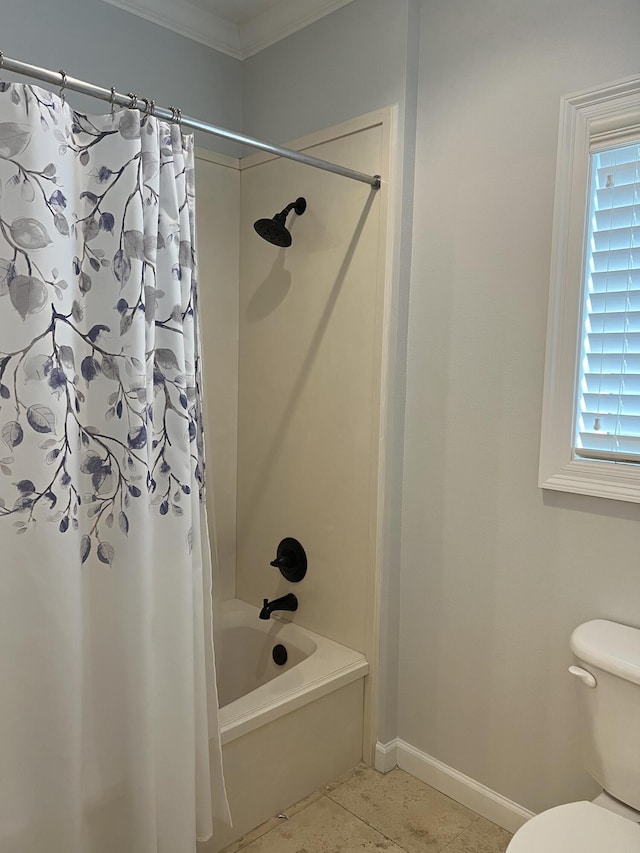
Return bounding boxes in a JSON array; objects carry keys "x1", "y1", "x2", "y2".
[
  {"x1": 100, "y1": 0, "x2": 356, "y2": 60},
  {"x1": 101, "y1": 0, "x2": 242, "y2": 58}
]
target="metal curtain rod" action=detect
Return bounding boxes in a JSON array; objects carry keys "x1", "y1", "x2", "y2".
[{"x1": 0, "y1": 53, "x2": 382, "y2": 190}]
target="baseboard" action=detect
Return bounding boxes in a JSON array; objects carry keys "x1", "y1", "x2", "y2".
[
  {"x1": 374, "y1": 739, "x2": 398, "y2": 773},
  {"x1": 397, "y1": 740, "x2": 534, "y2": 833},
  {"x1": 378, "y1": 739, "x2": 534, "y2": 834}
]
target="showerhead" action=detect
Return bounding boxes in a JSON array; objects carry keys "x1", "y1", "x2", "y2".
[
  {"x1": 253, "y1": 214, "x2": 292, "y2": 247},
  {"x1": 254, "y1": 197, "x2": 307, "y2": 247}
]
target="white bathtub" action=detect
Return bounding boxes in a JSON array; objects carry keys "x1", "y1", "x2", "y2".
[{"x1": 203, "y1": 598, "x2": 368, "y2": 852}]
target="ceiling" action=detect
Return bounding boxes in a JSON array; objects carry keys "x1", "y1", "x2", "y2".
[{"x1": 100, "y1": 0, "x2": 356, "y2": 59}]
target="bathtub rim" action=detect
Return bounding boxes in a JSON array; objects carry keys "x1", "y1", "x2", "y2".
[{"x1": 215, "y1": 598, "x2": 369, "y2": 745}]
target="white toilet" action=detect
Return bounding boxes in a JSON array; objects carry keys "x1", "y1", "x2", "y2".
[{"x1": 507, "y1": 618, "x2": 640, "y2": 851}]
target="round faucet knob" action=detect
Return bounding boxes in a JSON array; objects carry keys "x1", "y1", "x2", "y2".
[{"x1": 270, "y1": 538, "x2": 307, "y2": 582}]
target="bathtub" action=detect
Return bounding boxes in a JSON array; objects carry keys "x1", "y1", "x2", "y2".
[{"x1": 202, "y1": 598, "x2": 368, "y2": 852}]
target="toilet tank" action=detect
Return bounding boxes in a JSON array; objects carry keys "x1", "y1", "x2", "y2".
[{"x1": 570, "y1": 619, "x2": 640, "y2": 811}]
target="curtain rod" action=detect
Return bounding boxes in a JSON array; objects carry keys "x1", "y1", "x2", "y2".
[{"x1": 0, "y1": 52, "x2": 381, "y2": 190}]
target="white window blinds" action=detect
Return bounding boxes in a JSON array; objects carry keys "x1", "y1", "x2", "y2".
[{"x1": 575, "y1": 141, "x2": 640, "y2": 462}]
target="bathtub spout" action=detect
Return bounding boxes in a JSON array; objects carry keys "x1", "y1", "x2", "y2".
[{"x1": 259, "y1": 593, "x2": 298, "y2": 620}]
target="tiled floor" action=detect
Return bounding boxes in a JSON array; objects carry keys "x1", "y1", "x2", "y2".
[{"x1": 222, "y1": 765, "x2": 512, "y2": 853}]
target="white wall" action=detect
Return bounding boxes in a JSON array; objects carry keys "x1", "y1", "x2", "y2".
[
  {"x1": 242, "y1": 0, "x2": 417, "y2": 145},
  {"x1": 399, "y1": 0, "x2": 640, "y2": 815},
  {"x1": 4, "y1": 0, "x2": 242, "y2": 154}
]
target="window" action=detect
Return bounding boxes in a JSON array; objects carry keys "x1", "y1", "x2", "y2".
[
  {"x1": 575, "y1": 142, "x2": 640, "y2": 463},
  {"x1": 539, "y1": 75, "x2": 640, "y2": 502}
]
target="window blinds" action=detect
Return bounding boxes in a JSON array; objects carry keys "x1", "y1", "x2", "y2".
[{"x1": 575, "y1": 142, "x2": 640, "y2": 463}]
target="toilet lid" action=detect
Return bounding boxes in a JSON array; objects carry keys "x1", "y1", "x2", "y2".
[{"x1": 507, "y1": 801, "x2": 640, "y2": 852}]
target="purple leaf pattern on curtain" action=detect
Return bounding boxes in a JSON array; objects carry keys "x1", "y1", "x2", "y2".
[{"x1": 0, "y1": 83, "x2": 205, "y2": 565}]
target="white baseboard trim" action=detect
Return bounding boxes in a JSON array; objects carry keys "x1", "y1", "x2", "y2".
[
  {"x1": 374, "y1": 739, "x2": 398, "y2": 773},
  {"x1": 378, "y1": 739, "x2": 534, "y2": 834}
]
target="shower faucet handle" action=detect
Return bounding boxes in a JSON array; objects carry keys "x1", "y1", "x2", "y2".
[{"x1": 270, "y1": 537, "x2": 307, "y2": 583}]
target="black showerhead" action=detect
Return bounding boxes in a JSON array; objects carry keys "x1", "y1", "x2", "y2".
[
  {"x1": 254, "y1": 197, "x2": 306, "y2": 247},
  {"x1": 254, "y1": 214, "x2": 292, "y2": 247}
]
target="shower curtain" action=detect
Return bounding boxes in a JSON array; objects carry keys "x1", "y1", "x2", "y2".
[{"x1": 0, "y1": 83, "x2": 228, "y2": 853}]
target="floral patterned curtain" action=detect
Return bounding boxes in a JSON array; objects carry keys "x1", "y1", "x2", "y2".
[{"x1": 0, "y1": 83, "x2": 227, "y2": 852}]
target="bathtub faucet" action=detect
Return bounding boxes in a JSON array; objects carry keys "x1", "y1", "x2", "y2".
[{"x1": 259, "y1": 593, "x2": 298, "y2": 620}]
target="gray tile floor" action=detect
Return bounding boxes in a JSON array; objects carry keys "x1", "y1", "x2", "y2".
[{"x1": 222, "y1": 765, "x2": 512, "y2": 853}]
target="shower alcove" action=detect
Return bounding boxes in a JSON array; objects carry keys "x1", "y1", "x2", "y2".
[{"x1": 195, "y1": 108, "x2": 394, "y2": 851}]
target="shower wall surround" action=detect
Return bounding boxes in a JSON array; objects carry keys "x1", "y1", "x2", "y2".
[
  {"x1": 191, "y1": 118, "x2": 392, "y2": 848},
  {"x1": 195, "y1": 151, "x2": 241, "y2": 602},
  {"x1": 236, "y1": 111, "x2": 393, "y2": 757},
  {"x1": 194, "y1": 113, "x2": 392, "y2": 762}
]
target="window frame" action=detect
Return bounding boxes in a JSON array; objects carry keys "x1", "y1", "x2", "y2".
[{"x1": 539, "y1": 75, "x2": 640, "y2": 503}]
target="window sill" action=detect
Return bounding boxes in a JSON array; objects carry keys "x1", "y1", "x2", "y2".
[{"x1": 540, "y1": 458, "x2": 640, "y2": 503}]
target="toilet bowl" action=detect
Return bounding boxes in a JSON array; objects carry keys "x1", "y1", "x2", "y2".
[
  {"x1": 506, "y1": 801, "x2": 640, "y2": 852},
  {"x1": 507, "y1": 619, "x2": 640, "y2": 851}
]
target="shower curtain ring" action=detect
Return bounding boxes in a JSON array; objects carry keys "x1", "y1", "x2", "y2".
[
  {"x1": 141, "y1": 97, "x2": 154, "y2": 116},
  {"x1": 59, "y1": 70, "x2": 67, "y2": 104},
  {"x1": 127, "y1": 92, "x2": 138, "y2": 110},
  {"x1": 109, "y1": 86, "x2": 117, "y2": 117}
]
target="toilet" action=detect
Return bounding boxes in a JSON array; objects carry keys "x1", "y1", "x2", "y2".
[{"x1": 507, "y1": 618, "x2": 640, "y2": 851}]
